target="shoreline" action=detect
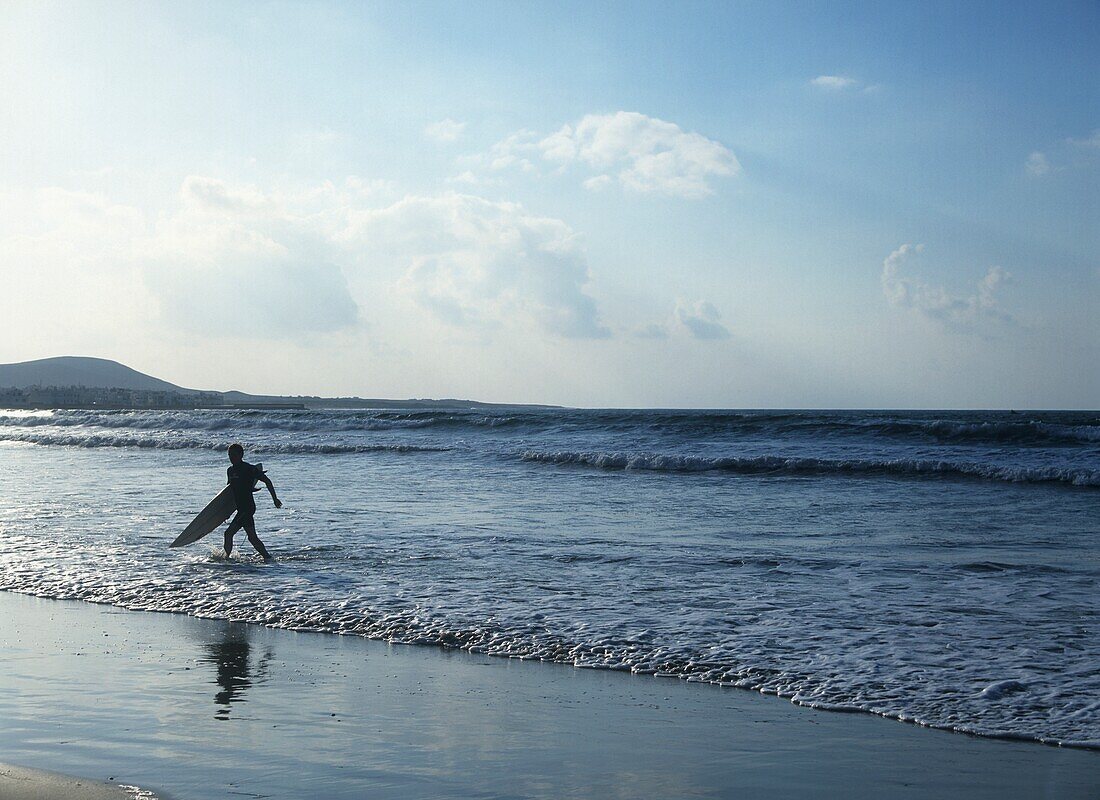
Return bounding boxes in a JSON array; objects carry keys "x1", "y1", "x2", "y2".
[
  {"x1": 1, "y1": 591, "x2": 1097, "y2": 799},
  {"x1": 0, "y1": 762, "x2": 153, "y2": 800},
  {"x1": 2, "y1": 585, "x2": 1094, "y2": 753}
]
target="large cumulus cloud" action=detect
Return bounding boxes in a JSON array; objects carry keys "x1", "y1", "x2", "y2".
[
  {"x1": 345, "y1": 193, "x2": 608, "y2": 339},
  {"x1": 3, "y1": 175, "x2": 613, "y2": 345},
  {"x1": 478, "y1": 111, "x2": 739, "y2": 198}
]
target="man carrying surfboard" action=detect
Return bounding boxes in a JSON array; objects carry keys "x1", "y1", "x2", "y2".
[{"x1": 225, "y1": 442, "x2": 281, "y2": 562}]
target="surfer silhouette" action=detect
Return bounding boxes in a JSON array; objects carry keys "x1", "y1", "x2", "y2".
[{"x1": 225, "y1": 442, "x2": 281, "y2": 562}]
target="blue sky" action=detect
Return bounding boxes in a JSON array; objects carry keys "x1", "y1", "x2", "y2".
[{"x1": 0, "y1": 1, "x2": 1096, "y2": 406}]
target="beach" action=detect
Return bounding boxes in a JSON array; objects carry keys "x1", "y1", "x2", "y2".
[
  {"x1": 0, "y1": 762, "x2": 138, "y2": 800},
  {"x1": 1, "y1": 409, "x2": 1098, "y2": 747},
  {"x1": 1, "y1": 408, "x2": 1098, "y2": 797},
  {"x1": 1, "y1": 591, "x2": 1098, "y2": 799}
]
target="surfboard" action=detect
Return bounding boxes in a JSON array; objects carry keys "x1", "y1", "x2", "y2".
[{"x1": 170, "y1": 463, "x2": 263, "y2": 548}]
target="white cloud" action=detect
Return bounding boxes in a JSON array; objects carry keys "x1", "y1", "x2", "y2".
[
  {"x1": 344, "y1": 193, "x2": 609, "y2": 339},
  {"x1": 544, "y1": 112, "x2": 739, "y2": 197},
  {"x1": 181, "y1": 175, "x2": 271, "y2": 213},
  {"x1": 674, "y1": 299, "x2": 731, "y2": 340},
  {"x1": 582, "y1": 174, "x2": 613, "y2": 192},
  {"x1": 446, "y1": 170, "x2": 502, "y2": 187},
  {"x1": 142, "y1": 177, "x2": 359, "y2": 337},
  {"x1": 634, "y1": 300, "x2": 732, "y2": 341},
  {"x1": 484, "y1": 129, "x2": 541, "y2": 172},
  {"x1": 161, "y1": 178, "x2": 610, "y2": 341},
  {"x1": 170, "y1": 178, "x2": 611, "y2": 340},
  {"x1": 3, "y1": 175, "x2": 611, "y2": 344},
  {"x1": 1024, "y1": 131, "x2": 1100, "y2": 175},
  {"x1": 0, "y1": 187, "x2": 144, "y2": 296},
  {"x1": 635, "y1": 322, "x2": 670, "y2": 339},
  {"x1": 482, "y1": 111, "x2": 739, "y2": 197},
  {"x1": 1025, "y1": 151, "x2": 1050, "y2": 177},
  {"x1": 295, "y1": 127, "x2": 340, "y2": 145},
  {"x1": 0, "y1": 176, "x2": 370, "y2": 342},
  {"x1": 881, "y1": 244, "x2": 1014, "y2": 329},
  {"x1": 811, "y1": 75, "x2": 857, "y2": 90},
  {"x1": 1068, "y1": 129, "x2": 1100, "y2": 148},
  {"x1": 33, "y1": 188, "x2": 145, "y2": 248},
  {"x1": 0, "y1": 188, "x2": 151, "y2": 349},
  {"x1": 424, "y1": 118, "x2": 466, "y2": 143}
]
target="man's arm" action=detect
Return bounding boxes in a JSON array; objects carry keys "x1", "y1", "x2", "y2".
[{"x1": 258, "y1": 471, "x2": 282, "y2": 508}]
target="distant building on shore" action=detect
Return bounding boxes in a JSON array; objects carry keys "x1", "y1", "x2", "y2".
[{"x1": 0, "y1": 385, "x2": 226, "y2": 409}]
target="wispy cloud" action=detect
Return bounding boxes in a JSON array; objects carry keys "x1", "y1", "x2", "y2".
[
  {"x1": 1025, "y1": 129, "x2": 1100, "y2": 175},
  {"x1": 0, "y1": 176, "x2": 365, "y2": 341},
  {"x1": 674, "y1": 300, "x2": 731, "y2": 340},
  {"x1": 882, "y1": 244, "x2": 1015, "y2": 330},
  {"x1": 810, "y1": 75, "x2": 880, "y2": 94},
  {"x1": 181, "y1": 175, "x2": 271, "y2": 212},
  {"x1": 633, "y1": 300, "x2": 731, "y2": 341},
  {"x1": 446, "y1": 170, "x2": 502, "y2": 187},
  {"x1": 1025, "y1": 151, "x2": 1051, "y2": 177},
  {"x1": 1068, "y1": 129, "x2": 1100, "y2": 148},
  {"x1": 483, "y1": 129, "x2": 540, "y2": 172},
  {"x1": 582, "y1": 174, "x2": 613, "y2": 192},
  {"x1": 811, "y1": 75, "x2": 857, "y2": 90},
  {"x1": 424, "y1": 118, "x2": 466, "y2": 143},
  {"x1": 145, "y1": 177, "x2": 360, "y2": 337},
  {"x1": 0, "y1": 187, "x2": 144, "y2": 270},
  {"x1": 634, "y1": 322, "x2": 670, "y2": 340}
]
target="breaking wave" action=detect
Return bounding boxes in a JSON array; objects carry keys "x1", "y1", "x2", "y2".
[
  {"x1": 0, "y1": 430, "x2": 450, "y2": 455},
  {"x1": 0, "y1": 409, "x2": 528, "y2": 433},
  {"x1": 520, "y1": 450, "x2": 1100, "y2": 487},
  {"x1": 1, "y1": 409, "x2": 1097, "y2": 447}
]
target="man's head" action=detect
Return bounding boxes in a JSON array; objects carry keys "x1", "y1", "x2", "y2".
[{"x1": 228, "y1": 442, "x2": 244, "y2": 463}]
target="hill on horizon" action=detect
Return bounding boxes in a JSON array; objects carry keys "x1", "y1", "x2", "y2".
[
  {"x1": 0, "y1": 356, "x2": 561, "y2": 409},
  {"x1": 0, "y1": 356, "x2": 200, "y2": 393}
]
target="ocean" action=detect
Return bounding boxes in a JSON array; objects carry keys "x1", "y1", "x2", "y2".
[{"x1": 0, "y1": 407, "x2": 1097, "y2": 748}]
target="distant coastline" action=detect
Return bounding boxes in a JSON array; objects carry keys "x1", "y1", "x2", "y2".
[
  {"x1": 1, "y1": 400, "x2": 310, "y2": 411},
  {"x1": 0, "y1": 356, "x2": 561, "y2": 412}
]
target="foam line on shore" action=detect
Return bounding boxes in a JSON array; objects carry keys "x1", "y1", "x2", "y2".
[{"x1": 2, "y1": 592, "x2": 1098, "y2": 800}]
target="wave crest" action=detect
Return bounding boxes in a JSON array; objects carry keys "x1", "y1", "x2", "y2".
[
  {"x1": 520, "y1": 450, "x2": 1100, "y2": 487},
  {"x1": 0, "y1": 431, "x2": 450, "y2": 455},
  {"x1": 1, "y1": 409, "x2": 1097, "y2": 446}
]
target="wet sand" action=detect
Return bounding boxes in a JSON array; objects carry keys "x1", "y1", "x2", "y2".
[
  {"x1": 0, "y1": 762, "x2": 141, "y2": 799},
  {"x1": 0, "y1": 591, "x2": 1096, "y2": 799}
]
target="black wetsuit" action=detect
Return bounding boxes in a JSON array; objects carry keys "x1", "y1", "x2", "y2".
[
  {"x1": 224, "y1": 461, "x2": 271, "y2": 559},
  {"x1": 227, "y1": 461, "x2": 261, "y2": 518}
]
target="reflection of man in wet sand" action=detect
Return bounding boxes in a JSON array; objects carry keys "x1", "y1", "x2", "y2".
[
  {"x1": 225, "y1": 443, "x2": 281, "y2": 562},
  {"x1": 204, "y1": 627, "x2": 273, "y2": 720},
  {"x1": 211, "y1": 633, "x2": 252, "y2": 711}
]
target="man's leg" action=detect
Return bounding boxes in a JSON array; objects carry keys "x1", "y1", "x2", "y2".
[
  {"x1": 224, "y1": 515, "x2": 244, "y2": 556},
  {"x1": 242, "y1": 517, "x2": 273, "y2": 562}
]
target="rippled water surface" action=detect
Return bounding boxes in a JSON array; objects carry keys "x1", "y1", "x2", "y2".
[{"x1": 0, "y1": 407, "x2": 1097, "y2": 747}]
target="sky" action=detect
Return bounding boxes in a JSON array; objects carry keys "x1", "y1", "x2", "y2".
[{"x1": 0, "y1": 1, "x2": 1096, "y2": 408}]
